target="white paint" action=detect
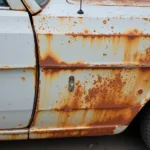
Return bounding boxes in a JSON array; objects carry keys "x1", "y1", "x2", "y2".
[
  {"x1": 6, "y1": 0, "x2": 26, "y2": 11},
  {"x1": 0, "y1": 10, "x2": 35, "y2": 129},
  {"x1": 23, "y1": 0, "x2": 42, "y2": 14},
  {"x1": 34, "y1": 0, "x2": 150, "y2": 67}
]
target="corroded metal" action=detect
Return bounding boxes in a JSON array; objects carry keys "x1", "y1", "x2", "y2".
[{"x1": 30, "y1": 0, "x2": 150, "y2": 139}]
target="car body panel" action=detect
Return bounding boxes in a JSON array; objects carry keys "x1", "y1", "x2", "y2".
[
  {"x1": 29, "y1": 0, "x2": 150, "y2": 139},
  {"x1": 0, "y1": 10, "x2": 36, "y2": 129}
]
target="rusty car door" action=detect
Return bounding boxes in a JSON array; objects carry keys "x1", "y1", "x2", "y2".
[
  {"x1": 0, "y1": 1, "x2": 36, "y2": 129},
  {"x1": 22, "y1": 0, "x2": 150, "y2": 139}
]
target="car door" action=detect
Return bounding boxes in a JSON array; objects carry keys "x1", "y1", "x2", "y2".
[
  {"x1": 0, "y1": 0, "x2": 36, "y2": 129},
  {"x1": 23, "y1": 0, "x2": 150, "y2": 139}
]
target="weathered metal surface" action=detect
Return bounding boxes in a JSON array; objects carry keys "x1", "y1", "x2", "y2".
[
  {"x1": 30, "y1": 125, "x2": 127, "y2": 139},
  {"x1": 38, "y1": 68, "x2": 150, "y2": 110},
  {"x1": 6, "y1": 0, "x2": 26, "y2": 11},
  {"x1": 31, "y1": 0, "x2": 150, "y2": 139},
  {"x1": 23, "y1": 0, "x2": 42, "y2": 15},
  {"x1": 29, "y1": 68, "x2": 150, "y2": 138},
  {"x1": 67, "y1": 0, "x2": 150, "y2": 6},
  {"x1": 0, "y1": 10, "x2": 36, "y2": 129},
  {"x1": 0, "y1": 129, "x2": 28, "y2": 140},
  {"x1": 33, "y1": 1, "x2": 150, "y2": 68}
]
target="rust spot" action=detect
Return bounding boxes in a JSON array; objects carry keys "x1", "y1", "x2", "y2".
[
  {"x1": 111, "y1": 26, "x2": 114, "y2": 29},
  {"x1": 124, "y1": 29, "x2": 143, "y2": 36},
  {"x1": 137, "y1": 89, "x2": 143, "y2": 95},
  {"x1": 2, "y1": 116, "x2": 5, "y2": 120},
  {"x1": 18, "y1": 124, "x2": 22, "y2": 127},
  {"x1": 103, "y1": 20, "x2": 107, "y2": 24},
  {"x1": 84, "y1": 29, "x2": 89, "y2": 34},
  {"x1": 103, "y1": 53, "x2": 107, "y2": 56},
  {"x1": 21, "y1": 77, "x2": 26, "y2": 82},
  {"x1": 32, "y1": 67, "x2": 150, "y2": 139},
  {"x1": 68, "y1": 40, "x2": 71, "y2": 43}
]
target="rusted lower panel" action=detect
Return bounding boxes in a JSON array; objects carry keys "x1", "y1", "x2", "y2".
[
  {"x1": 29, "y1": 68, "x2": 150, "y2": 138},
  {"x1": 68, "y1": 0, "x2": 150, "y2": 6},
  {"x1": 32, "y1": 107, "x2": 139, "y2": 128},
  {"x1": 0, "y1": 129, "x2": 28, "y2": 140},
  {"x1": 30, "y1": 126, "x2": 127, "y2": 139},
  {"x1": 38, "y1": 35, "x2": 150, "y2": 68}
]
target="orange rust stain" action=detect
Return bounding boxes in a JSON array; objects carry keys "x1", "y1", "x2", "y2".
[
  {"x1": 39, "y1": 33, "x2": 150, "y2": 67},
  {"x1": 40, "y1": 68, "x2": 150, "y2": 112},
  {"x1": 31, "y1": 106, "x2": 141, "y2": 138},
  {"x1": 103, "y1": 53, "x2": 107, "y2": 56},
  {"x1": 103, "y1": 20, "x2": 107, "y2": 24},
  {"x1": 21, "y1": 77, "x2": 26, "y2": 82},
  {"x1": 2, "y1": 116, "x2": 5, "y2": 120},
  {"x1": 124, "y1": 29, "x2": 143, "y2": 36},
  {"x1": 137, "y1": 89, "x2": 143, "y2": 95},
  {"x1": 31, "y1": 126, "x2": 115, "y2": 139}
]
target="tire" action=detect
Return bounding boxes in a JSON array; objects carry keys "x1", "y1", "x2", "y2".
[{"x1": 140, "y1": 105, "x2": 150, "y2": 149}]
